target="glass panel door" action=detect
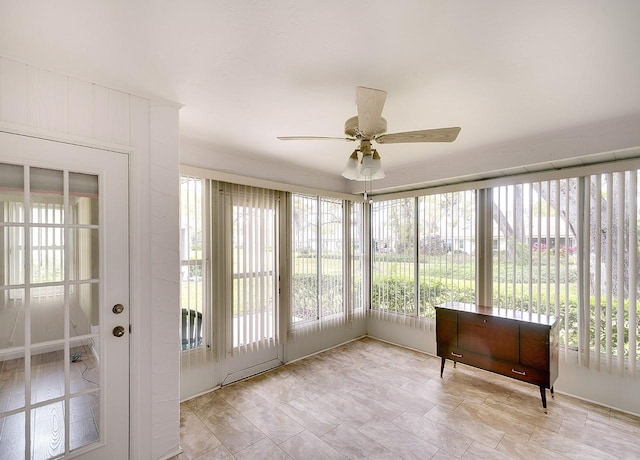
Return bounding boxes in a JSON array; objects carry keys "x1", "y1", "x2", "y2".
[{"x1": 0, "y1": 132, "x2": 129, "y2": 459}]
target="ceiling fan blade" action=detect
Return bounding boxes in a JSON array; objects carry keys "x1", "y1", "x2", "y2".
[
  {"x1": 277, "y1": 136, "x2": 355, "y2": 141},
  {"x1": 356, "y1": 86, "x2": 387, "y2": 137},
  {"x1": 376, "y1": 127, "x2": 461, "y2": 144}
]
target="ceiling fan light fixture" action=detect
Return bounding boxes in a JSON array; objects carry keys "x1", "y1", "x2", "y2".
[
  {"x1": 370, "y1": 150, "x2": 385, "y2": 180},
  {"x1": 341, "y1": 150, "x2": 360, "y2": 180},
  {"x1": 358, "y1": 150, "x2": 383, "y2": 179}
]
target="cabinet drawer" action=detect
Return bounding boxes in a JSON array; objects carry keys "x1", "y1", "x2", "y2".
[
  {"x1": 458, "y1": 313, "x2": 519, "y2": 362},
  {"x1": 445, "y1": 348, "x2": 550, "y2": 387}
]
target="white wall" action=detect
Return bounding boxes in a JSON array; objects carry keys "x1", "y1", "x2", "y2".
[
  {"x1": 284, "y1": 319, "x2": 367, "y2": 363},
  {"x1": 367, "y1": 317, "x2": 640, "y2": 417},
  {"x1": 0, "y1": 300, "x2": 92, "y2": 351},
  {"x1": 0, "y1": 57, "x2": 181, "y2": 459},
  {"x1": 180, "y1": 137, "x2": 351, "y2": 194}
]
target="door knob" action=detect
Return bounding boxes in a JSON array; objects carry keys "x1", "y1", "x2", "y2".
[
  {"x1": 112, "y1": 326, "x2": 126, "y2": 337},
  {"x1": 112, "y1": 303, "x2": 124, "y2": 314}
]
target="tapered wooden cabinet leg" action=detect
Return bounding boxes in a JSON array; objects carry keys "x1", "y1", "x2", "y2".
[
  {"x1": 440, "y1": 357, "x2": 445, "y2": 378},
  {"x1": 540, "y1": 386, "x2": 547, "y2": 414},
  {"x1": 551, "y1": 386, "x2": 555, "y2": 398}
]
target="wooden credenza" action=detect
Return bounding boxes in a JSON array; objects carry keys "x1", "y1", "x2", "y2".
[{"x1": 435, "y1": 302, "x2": 559, "y2": 412}]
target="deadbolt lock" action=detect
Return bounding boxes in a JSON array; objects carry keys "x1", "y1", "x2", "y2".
[
  {"x1": 112, "y1": 326, "x2": 126, "y2": 337},
  {"x1": 112, "y1": 303, "x2": 125, "y2": 314}
]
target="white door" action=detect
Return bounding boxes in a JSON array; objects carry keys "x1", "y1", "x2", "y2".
[{"x1": 0, "y1": 131, "x2": 129, "y2": 459}]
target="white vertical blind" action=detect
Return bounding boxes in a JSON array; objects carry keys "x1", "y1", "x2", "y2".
[
  {"x1": 593, "y1": 176, "x2": 602, "y2": 370},
  {"x1": 615, "y1": 173, "x2": 625, "y2": 373},
  {"x1": 628, "y1": 171, "x2": 638, "y2": 377},
  {"x1": 492, "y1": 172, "x2": 639, "y2": 376},
  {"x1": 605, "y1": 173, "x2": 614, "y2": 371},
  {"x1": 494, "y1": 180, "x2": 577, "y2": 345},
  {"x1": 577, "y1": 177, "x2": 593, "y2": 367},
  {"x1": 179, "y1": 164, "x2": 640, "y2": 379},
  {"x1": 564, "y1": 179, "x2": 572, "y2": 362},
  {"x1": 579, "y1": 171, "x2": 640, "y2": 376},
  {"x1": 221, "y1": 183, "x2": 278, "y2": 354}
]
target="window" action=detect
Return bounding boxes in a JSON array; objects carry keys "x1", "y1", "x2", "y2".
[
  {"x1": 492, "y1": 181, "x2": 576, "y2": 319},
  {"x1": 371, "y1": 198, "x2": 415, "y2": 316},
  {"x1": 4, "y1": 170, "x2": 98, "y2": 301},
  {"x1": 179, "y1": 177, "x2": 281, "y2": 353},
  {"x1": 6, "y1": 202, "x2": 65, "y2": 299},
  {"x1": 349, "y1": 200, "x2": 365, "y2": 316},
  {"x1": 370, "y1": 167, "x2": 638, "y2": 375},
  {"x1": 1, "y1": 165, "x2": 99, "y2": 351},
  {"x1": 371, "y1": 191, "x2": 476, "y2": 323},
  {"x1": 291, "y1": 195, "x2": 344, "y2": 324},
  {"x1": 225, "y1": 183, "x2": 278, "y2": 350},
  {"x1": 289, "y1": 194, "x2": 363, "y2": 331},
  {"x1": 418, "y1": 191, "x2": 476, "y2": 317},
  {"x1": 180, "y1": 176, "x2": 205, "y2": 350}
]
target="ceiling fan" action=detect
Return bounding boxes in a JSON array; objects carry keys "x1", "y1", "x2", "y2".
[{"x1": 278, "y1": 86, "x2": 461, "y2": 181}]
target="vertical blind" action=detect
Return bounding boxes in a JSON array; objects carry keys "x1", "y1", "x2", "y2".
[
  {"x1": 221, "y1": 182, "x2": 278, "y2": 354},
  {"x1": 179, "y1": 180, "x2": 364, "y2": 354},
  {"x1": 493, "y1": 181, "x2": 575, "y2": 353},
  {"x1": 582, "y1": 171, "x2": 638, "y2": 376},
  {"x1": 179, "y1": 166, "x2": 639, "y2": 378},
  {"x1": 492, "y1": 171, "x2": 639, "y2": 377}
]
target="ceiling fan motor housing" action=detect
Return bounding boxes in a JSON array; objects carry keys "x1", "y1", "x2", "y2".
[{"x1": 344, "y1": 116, "x2": 387, "y2": 139}]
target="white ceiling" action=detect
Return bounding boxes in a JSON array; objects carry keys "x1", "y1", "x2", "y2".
[{"x1": 2, "y1": 1, "x2": 640, "y2": 193}]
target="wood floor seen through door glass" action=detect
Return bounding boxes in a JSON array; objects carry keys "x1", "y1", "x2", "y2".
[{"x1": 0, "y1": 344, "x2": 100, "y2": 459}]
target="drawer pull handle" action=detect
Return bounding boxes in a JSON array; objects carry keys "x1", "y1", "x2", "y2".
[
  {"x1": 511, "y1": 369, "x2": 526, "y2": 376},
  {"x1": 451, "y1": 352, "x2": 463, "y2": 358}
]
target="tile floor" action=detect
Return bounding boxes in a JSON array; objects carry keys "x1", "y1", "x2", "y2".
[{"x1": 172, "y1": 337, "x2": 640, "y2": 459}]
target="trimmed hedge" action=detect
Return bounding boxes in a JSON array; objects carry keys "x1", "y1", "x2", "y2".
[{"x1": 290, "y1": 272, "x2": 639, "y2": 359}]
